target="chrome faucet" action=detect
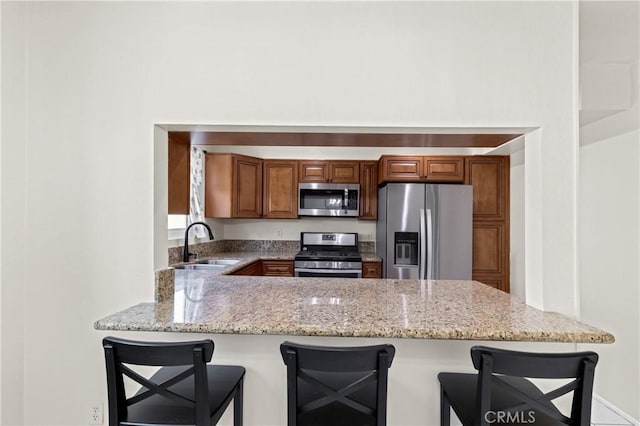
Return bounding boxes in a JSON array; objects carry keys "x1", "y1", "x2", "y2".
[{"x1": 183, "y1": 221, "x2": 215, "y2": 262}]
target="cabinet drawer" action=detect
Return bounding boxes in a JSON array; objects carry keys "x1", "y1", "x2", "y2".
[
  {"x1": 362, "y1": 261, "x2": 382, "y2": 278},
  {"x1": 262, "y1": 260, "x2": 294, "y2": 277}
]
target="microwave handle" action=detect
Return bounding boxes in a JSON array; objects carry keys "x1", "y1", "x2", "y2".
[{"x1": 343, "y1": 188, "x2": 349, "y2": 208}]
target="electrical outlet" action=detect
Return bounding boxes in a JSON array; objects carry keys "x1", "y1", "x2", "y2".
[
  {"x1": 88, "y1": 401, "x2": 103, "y2": 425},
  {"x1": 275, "y1": 228, "x2": 283, "y2": 238}
]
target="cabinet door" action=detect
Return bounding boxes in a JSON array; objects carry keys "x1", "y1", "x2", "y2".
[
  {"x1": 465, "y1": 156, "x2": 510, "y2": 293},
  {"x1": 299, "y1": 161, "x2": 329, "y2": 182},
  {"x1": 205, "y1": 154, "x2": 233, "y2": 218},
  {"x1": 472, "y1": 222, "x2": 506, "y2": 276},
  {"x1": 329, "y1": 161, "x2": 360, "y2": 183},
  {"x1": 378, "y1": 156, "x2": 424, "y2": 183},
  {"x1": 424, "y1": 156, "x2": 464, "y2": 183},
  {"x1": 263, "y1": 160, "x2": 298, "y2": 219},
  {"x1": 362, "y1": 261, "x2": 382, "y2": 278},
  {"x1": 262, "y1": 260, "x2": 294, "y2": 276},
  {"x1": 465, "y1": 156, "x2": 509, "y2": 221},
  {"x1": 168, "y1": 134, "x2": 191, "y2": 214},
  {"x1": 233, "y1": 156, "x2": 263, "y2": 218},
  {"x1": 359, "y1": 161, "x2": 378, "y2": 220}
]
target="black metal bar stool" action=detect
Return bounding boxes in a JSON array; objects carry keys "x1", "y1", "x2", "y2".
[
  {"x1": 438, "y1": 345, "x2": 598, "y2": 426},
  {"x1": 103, "y1": 336, "x2": 245, "y2": 426},
  {"x1": 280, "y1": 341, "x2": 396, "y2": 426}
]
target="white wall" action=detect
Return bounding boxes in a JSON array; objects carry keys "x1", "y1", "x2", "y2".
[
  {"x1": 1, "y1": 2, "x2": 581, "y2": 424},
  {"x1": 510, "y1": 152, "x2": 526, "y2": 301},
  {"x1": 1, "y1": 2, "x2": 27, "y2": 424},
  {"x1": 578, "y1": 129, "x2": 639, "y2": 419}
]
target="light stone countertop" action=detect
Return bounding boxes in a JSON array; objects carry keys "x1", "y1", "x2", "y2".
[{"x1": 95, "y1": 272, "x2": 614, "y2": 343}]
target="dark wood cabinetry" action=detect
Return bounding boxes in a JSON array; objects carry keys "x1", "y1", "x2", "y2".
[
  {"x1": 362, "y1": 261, "x2": 382, "y2": 278},
  {"x1": 299, "y1": 161, "x2": 359, "y2": 183},
  {"x1": 359, "y1": 161, "x2": 378, "y2": 220},
  {"x1": 229, "y1": 260, "x2": 294, "y2": 277},
  {"x1": 378, "y1": 155, "x2": 464, "y2": 184},
  {"x1": 262, "y1": 260, "x2": 294, "y2": 277},
  {"x1": 464, "y1": 156, "x2": 510, "y2": 292},
  {"x1": 465, "y1": 156, "x2": 509, "y2": 222},
  {"x1": 205, "y1": 154, "x2": 263, "y2": 218},
  {"x1": 231, "y1": 260, "x2": 261, "y2": 276},
  {"x1": 168, "y1": 134, "x2": 190, "y2": 215},
  {"x1": 263, "y1": 160, "x2": 298, "y2": 219}
]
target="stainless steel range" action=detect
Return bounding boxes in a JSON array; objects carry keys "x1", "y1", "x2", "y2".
[{"x1": 294, "y1": 232, "x2": 362, "y2": 278}]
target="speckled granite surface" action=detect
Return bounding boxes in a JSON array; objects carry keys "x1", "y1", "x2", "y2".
[
  {"x1": 96, "y1": 275, "x2": 614, "y2": 343},
  {"x1": 157, "y1": 252, "x2": 379, "y2": 302},
  {"x1": 168, "y1": 239, "x2": 377, "y2": 265}
]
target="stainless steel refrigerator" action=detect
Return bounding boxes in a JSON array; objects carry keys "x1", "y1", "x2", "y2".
[{"x1": 376, "y1": 183, "x2": 473, "y2": 280}]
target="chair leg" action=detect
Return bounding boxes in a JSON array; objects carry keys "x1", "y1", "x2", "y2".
[
  {"x1": 440, "y1": 385, "x2": 450, "y2": 426},
  {"x1": 234, "y1": 379, "x2": 243, "y2": 426}
]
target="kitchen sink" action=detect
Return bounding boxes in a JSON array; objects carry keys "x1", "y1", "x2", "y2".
[
  {"x1": 195, "y1": 259, "x2": 241, "y2": 265},
  {"x1": 173, "y1": 264, "x2": 227, "y2": 270}
]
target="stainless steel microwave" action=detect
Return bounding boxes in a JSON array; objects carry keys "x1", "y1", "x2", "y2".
[{"x1": 298, "y1": 183, "x2": 360, "y2": 217}]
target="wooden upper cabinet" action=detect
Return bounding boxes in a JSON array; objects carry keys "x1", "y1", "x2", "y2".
[
  {"x1": 378, "y1": 155, "x2": 464, "y2": 184},
  {"x1": 263, "y1": 160, "x2": 298, "y2": 219},
  {"x1": 205, "y1": 153, "x2": 263, "y2": 218},
  {"x1": 359, "y1": 161, "x2": 378, "y2": 220},
  {"x1": 464, "y1": 156, "x2": 509, "y2": 221},
  {"x1": 378, "y1": 156, "x2": 423, "y2": 183},
  {"x1": 167, "y1": 134, "x2": 190, "y2": 215},
  {"x1": 299, "y1": 160, "x2": 359, "y2": 183},
  {"x1": 424, "y1": 157, "x2": 464, "y2": 182}
]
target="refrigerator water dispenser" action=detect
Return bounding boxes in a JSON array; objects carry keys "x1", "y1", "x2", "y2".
[{"x1": 394, "y1": 232, "x2": 418, "y2": 266}]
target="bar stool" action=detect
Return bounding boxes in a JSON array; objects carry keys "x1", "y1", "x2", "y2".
[
  {"x1": 103, "y1": 336, "x2": 245, "y2": 426},
  {"x1": 280, "y1": 341, "x2": 396, "y2": 426},
  {"x1": 438, "y1": 345, "x2": 598, "y2": 426}
]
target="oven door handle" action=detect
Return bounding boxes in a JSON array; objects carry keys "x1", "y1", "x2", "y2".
[{"x1": 294, "y1": 268, "x2": 363, "y2": 274}]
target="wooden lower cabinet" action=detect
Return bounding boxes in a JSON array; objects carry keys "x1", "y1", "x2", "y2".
[
  {"x1": 472, "y1": 275, "x2": 502, "y2": 290},
  {"x1": 471, "y1": 221, "x2": 509, "y2": 292},
  {"x1": 231, "y1": 261, "x2": 261, "y2": 276},
  {"x1": 362, "y1": 261, "x2": 382, "y2": 278},
  {"x1": 262, "y1": 260, "x2": 294, "y2": 277}
]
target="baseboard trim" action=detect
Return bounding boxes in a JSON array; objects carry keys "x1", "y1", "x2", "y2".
[{"x1": 594, "y1": 393, "x2": 639, "y2": 425}]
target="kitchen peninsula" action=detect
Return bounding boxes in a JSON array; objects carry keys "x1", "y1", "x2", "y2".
[
  {"x1": 94, "y1": 260, "x2": 613, "y2": 425},
  {"x1": 96, "y1": 268, "x2": 612, "y2": 342}
]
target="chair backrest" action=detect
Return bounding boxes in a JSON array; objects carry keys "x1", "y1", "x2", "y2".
[
  {"x1": 102, "y1": 336, "x2": 214, "y2": 426},
  {"x1": 280, "y1": 341, "x2": 396, "y2": 426},
  {"x1": 470, "y1": 346, "x2": 599, "y2": 426}
]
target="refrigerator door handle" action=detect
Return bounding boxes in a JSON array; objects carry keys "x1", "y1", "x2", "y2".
[
  {"x1": 419, "y1": 208, "x2": 427, "y2": 279},
  {"x1": 426, "y1": 208, "x2": 434, "y2": 280}
]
